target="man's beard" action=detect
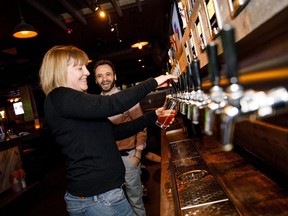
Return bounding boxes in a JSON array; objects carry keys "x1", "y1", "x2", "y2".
[{"x1": 101, "y1": 79, "x2": 116, "y2": 92}]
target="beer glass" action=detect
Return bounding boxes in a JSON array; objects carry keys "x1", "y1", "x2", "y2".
[{"x1": 155, "y1": 97, "x2": 178, "y2": 129}]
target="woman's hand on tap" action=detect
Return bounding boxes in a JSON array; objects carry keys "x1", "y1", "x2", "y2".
[{"x1": 154, "y1": 74, "x2": 178, "y2": 88}]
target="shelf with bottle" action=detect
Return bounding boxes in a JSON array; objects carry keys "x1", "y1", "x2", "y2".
[{"x1": 168, "y1": 0, "x2": 288, "y2": 78}]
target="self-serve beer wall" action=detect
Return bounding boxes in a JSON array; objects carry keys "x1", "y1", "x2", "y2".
[
  {"x1": 161, "y1": 1, "x2": 288, "y2": 215},
  {"x1": 168, "y1": 0, "x2": 288, "y2": 176}
]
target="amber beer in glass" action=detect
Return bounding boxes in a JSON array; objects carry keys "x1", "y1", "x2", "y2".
[{"x1": 156, "y1": 97, "x2": 178, "y2": 129}]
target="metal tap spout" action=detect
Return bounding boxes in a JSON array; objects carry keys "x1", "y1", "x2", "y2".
[
  {"x1": 221, "y1": 105, "x2": 239, "y2": 151},
  {"x1": 220, "y1": 24, "x2": 243, "y2": 151},
  {"x1": 204, "y1": 42, "x2": 227, "y2": 135}
]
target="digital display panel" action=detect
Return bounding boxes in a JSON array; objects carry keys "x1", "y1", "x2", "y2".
[
  {"x1": 13, "y1": 102, "x2": 24, "y2": 115},
  {"x1": 171, "y1": 2, "x2": 183, "y2": 41}
]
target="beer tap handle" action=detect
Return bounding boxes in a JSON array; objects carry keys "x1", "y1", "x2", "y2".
[
  {"x1": 207, "y1": 42, "x2": 221, "y2": 86},
  {"x1": 187, "y1": 63, "x2": 195, "y2": 92},
  {"x1": 170, "y1": 80, "x2": 178, "y2": 93},
  {"x1": 221, "y1": 24, "x2": 243, "y2": 108},
  {"x1": 180, "y1": 72, "x2": 188, "y2": 115},
  {"x1": 204, "y1": 42, "x2": 222, "y2": 135},
  {"x1": 182, "y1": 71, "x2": 189, "y2": 92},
  {"x1": 186, "y1": 64, "x2": 194, "y2": 121},
  {"x1": 191, "y1": 58, "x2": 201, "y2": 123},
  {"x1": 219, "y1": 24, "x2": 243, "y2": 151},
  {"x1": 178, "y1": 74, "x2": 184, "y2": 92},
  {"x1": 192, "y1": 58, "x2": 202, "y2": 91},
  {"x1": 221, "y1": 24, "x2": 239, "y2": 85}
]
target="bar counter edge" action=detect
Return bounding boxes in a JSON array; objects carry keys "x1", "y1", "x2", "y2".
[{"x1": 160, "y1": 128, "x2": 288, "y2": 216}]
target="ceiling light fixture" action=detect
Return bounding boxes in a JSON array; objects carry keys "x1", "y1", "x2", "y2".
[
  {"x1": 12, "y1": 0, "x2": 38, "y2": 39},
  {"x1": 110, "y1": 25, "x2": 115, "y2": 32},
  {"x1": 114, "y1": 24, "x2": 122, "y2": 43},
  {"x1": 107, "y1": 14, "x2": 114, "y2": 32},
  {"x1": 95, "y1": 5, "x2": 100, "y2": 11},
  {"x1": 92, "y1": 0, "x2": 100, "y2": 11},
  {"x1": 99, "y1": 10, "x2": 106, "y2": 18},
  {"x1": 131, "y1": 41, "x2": 149, "y2": 50},
  {"x1": 92, "y1": 0, "x2": 105, "y2": 17}
]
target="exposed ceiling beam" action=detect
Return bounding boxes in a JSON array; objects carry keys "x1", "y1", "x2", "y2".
[
  {"x1": 83, "y1": 0, "x2": 95, "y2": 12},
  {"x1": 24, "y1": 0, "x2": 68, "y2": 32},
  {"x1": 110, "y1": 0, "x2": 123, "y2": 17},
  {"x1": 58, "y1": 0, "x2": 87, "y2": 25},
  {"x1": 136, "y1": 0, "x2": 142, "y2": 13}
]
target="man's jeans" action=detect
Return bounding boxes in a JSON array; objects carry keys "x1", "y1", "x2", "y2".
[
  {"x1": 64, "y1": 187, "x2": 133, "y2": 216},
  {"x1": 122, "y1": 149, "x2": 146, "y2": 216}
]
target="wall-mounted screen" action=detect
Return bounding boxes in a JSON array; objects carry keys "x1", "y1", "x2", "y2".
[
  {"x1": 171, "y1": 2, "x2": 183, "y2": 42},
  {"x1": 13, "y1": 102, "x2": 24, "y2": 115}
]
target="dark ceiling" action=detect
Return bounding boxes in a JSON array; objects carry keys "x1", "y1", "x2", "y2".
[{"x1": 0, "y1": 0, "x2": 173, "y2": 96}]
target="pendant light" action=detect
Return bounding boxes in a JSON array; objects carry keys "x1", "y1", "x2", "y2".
[
  {"x1": 131, "y1": 41, "x2": 148, "y2": 50},
  {"x1": 12, "y1": 0, "x2": 38, "y2": 39},
  {"x1": 130, "y1": 12, "x2": 148, "y2": 50}
]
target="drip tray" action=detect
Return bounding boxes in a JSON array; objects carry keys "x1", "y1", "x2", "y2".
[
  {"x1": 181, "y1": 201, "x2": 239, "y2": 216},
  {"x1": 170, "y1": 139, "x2": 199, "y2": 161},
  {"x1": 176, "y1": 172, "x2": 227, "y2": 208},
  {"x1": 169, "y1": 140, "x2": 239, "y2": 215},
  {"x1": 178, "y1": 170, "x2": 208, "y2": 182},
  {"x1": 173, "y1": 157, "x2": 206, "y2": 176}
]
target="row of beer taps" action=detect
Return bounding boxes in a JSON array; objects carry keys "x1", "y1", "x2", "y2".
[{"x1": 169, "y1": 24, "x2": 288, "y2": 151}]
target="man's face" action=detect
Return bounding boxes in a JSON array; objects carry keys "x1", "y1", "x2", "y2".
[{"x1": 95, "y1": 64, "x2": 116, "y2": 92}]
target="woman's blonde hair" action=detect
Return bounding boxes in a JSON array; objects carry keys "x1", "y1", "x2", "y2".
[{"x1": 40, "y1": 45, "x2": 89, "y2": 95}]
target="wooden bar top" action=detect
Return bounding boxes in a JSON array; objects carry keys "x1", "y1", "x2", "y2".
[{"x1": 161, "y1": 129, "x2": 288, "y2": 216}]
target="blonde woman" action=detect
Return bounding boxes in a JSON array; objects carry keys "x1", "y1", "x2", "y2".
[{"x1": 39, "y1": 45, "x2": 176, "y2": 216}]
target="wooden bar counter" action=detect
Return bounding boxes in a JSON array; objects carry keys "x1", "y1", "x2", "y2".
[
  {"x1": 0, "y1": 128, "x2": 63, "y2": 211},
  {"x1": 160, "y1": 126, "x2": 288, "y2": 216}
]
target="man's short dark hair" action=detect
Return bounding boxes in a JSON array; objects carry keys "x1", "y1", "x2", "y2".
[{"x1": 94, "y1": 59, "x2": 116, "y2": 74}]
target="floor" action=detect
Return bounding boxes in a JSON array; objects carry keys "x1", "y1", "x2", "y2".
[{"x1": 0, "y1": 158, "x2": 161, "y2": 216}]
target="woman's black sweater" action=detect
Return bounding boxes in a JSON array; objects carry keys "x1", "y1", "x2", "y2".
[{"x1": 44, "y1": 78, "x2": 158, "y2": 196}]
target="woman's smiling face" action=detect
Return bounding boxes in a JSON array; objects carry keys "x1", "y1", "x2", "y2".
[{"x1": 66, "y1": 60, "x2": 90, "y2": 92}]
